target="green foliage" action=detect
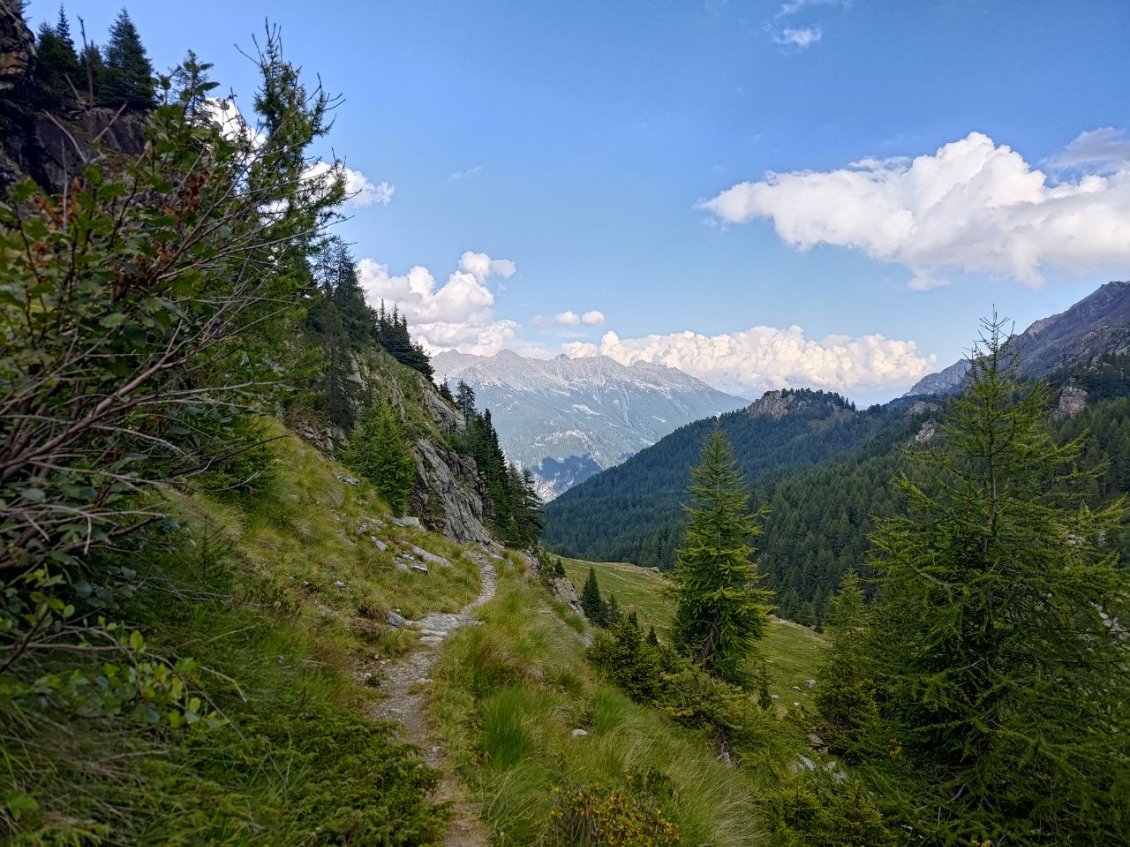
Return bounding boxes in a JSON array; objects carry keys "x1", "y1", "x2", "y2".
[
  {"x1": 765, "y1": 777, "x2": 898, "y2": 847},
  {"x1": 32, "y1": 9, "x2": 80, "y2": 103},
  {"x1": 587, "y1": 612, "x2": 771, "y2": 755},
  {"x1": 671, "y1": 427, "x2": 773, "y2": 689},
  {"x1": 451, "y1": 386, "x2": 543, "y2": 547},
  {"x1": 347, "y1": 399, "x2": 416, "y2": 514},
  {"x1": 544, "y1": 389, "x2": 884, "y2": 570},
  {"x1": 101, "y1": 9, "x2": 157, "y2": 110},
  {"x1": 814, "y1": 571, "x2": 877, "y2": 753},
  {"x1": 544, "y1": 783, "x2": 684, "y2": 847},
  {"x1": 580, "y1": 566, "x2": 606, "y2": 625},
  {"x1": 868, "y1": 317, "x2": 1130, "y2": 844}
]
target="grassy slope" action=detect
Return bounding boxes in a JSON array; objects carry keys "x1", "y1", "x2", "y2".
[
  {"x1": 5, "y1": 422, "x2": 486, "y2": 845},
  {"x1": 559, "y1": 557, "x2": 826, "y2": 711},
  {"x1": 430, "y1": 554, "x2": 825, "y2": 846}
]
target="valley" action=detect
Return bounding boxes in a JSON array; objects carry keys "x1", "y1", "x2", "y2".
[{"x1": 3, "y1": 2, "x2": 1128, "y2": 845}]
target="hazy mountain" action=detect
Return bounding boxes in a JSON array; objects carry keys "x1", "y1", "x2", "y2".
[
  {"x1": 431, "y1": 351, "x2": 745, "y2": 499},
  {"x1": 906, "y1": 280, "x2": 1130, "y2": 396}
]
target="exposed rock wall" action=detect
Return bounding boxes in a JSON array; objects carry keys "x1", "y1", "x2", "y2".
[{"x1": 1, "y1": 0, "x2": 147, "y2": 194}]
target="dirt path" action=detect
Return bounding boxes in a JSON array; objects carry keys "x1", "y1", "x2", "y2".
[{"x1": 371, "y1": 552, "x2": 498, "y2": 847}]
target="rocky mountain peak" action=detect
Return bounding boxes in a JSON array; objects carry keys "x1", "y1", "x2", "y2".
[{"x1": 746, "y1": 389, "x2": 853, "y2": 421}]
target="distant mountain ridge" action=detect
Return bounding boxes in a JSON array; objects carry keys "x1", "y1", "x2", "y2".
[
  {"x1": 906, "y1": 281, "x2": 1130, "y2": 396},
  {"x1": 431, "y1": 351, "x2": 745, "y2": 499}
]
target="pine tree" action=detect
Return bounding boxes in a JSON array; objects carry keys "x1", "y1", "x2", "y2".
[
  {"x1": 33, "y1": 9, "x2": 81, "y2": 102},
  {"x1": 580, "y1": 567, "x2": 605, "y2": 625},
  {"x1": 814, "y1": 571, "x2": 877, "y2": 752},
  {"x1": 671, "y1": 426, "x2": 773, "y2": 688},
  {"x1": 347, "y1": 399, "x2": 416, "y2": 515},
  {"x1": 604, "y1": 593, "x2": 622, "y2": 627},
  {"x1": 171, "y1": 49, "x2": 218, "y2": 117},
  {"x1": 102, "y1": 9, "x2": 156, "y2": 110},
  {"x1": 869, "y1": 317, "x2": 1129, "y2": 844}
]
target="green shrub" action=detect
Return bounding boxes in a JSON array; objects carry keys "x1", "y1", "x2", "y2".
[{"x1": 544, "y1": 783, "x2": 684, "y2": 847}]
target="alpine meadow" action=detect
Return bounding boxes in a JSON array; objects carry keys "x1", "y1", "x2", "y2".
[{"x1": 2, "y1": 2, "x2": 1129, "y2": 846}]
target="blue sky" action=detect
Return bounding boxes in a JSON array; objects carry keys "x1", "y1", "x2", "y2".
[{"x1": 32, "y1": 0, "x2": 1130, "y2": 402}]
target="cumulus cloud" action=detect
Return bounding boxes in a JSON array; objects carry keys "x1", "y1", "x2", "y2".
[
  {"x1": 562, "y1": 325, "x2": 935, "y2": 397},
  {"x1": 774, "y1": 27, "x2": 822, "y2": 47},
  {"x1": 458, "y1": 251, "x2": 517, "y2": 283},
  {"x1": 356, "y1": 253, "x2": 518, "y2": 355},
  {"x1": 302, "y1": 160, "x2": 394, "y2": 207},
  {"x1": 534, "y1": 309, "x2": 607, "y2": 328},
  {"x1": 1047, "y1": 128, "x2": 1130, "y2": 173},
  {"x1": 702, "y1": 131, "x2": 1130, "y2": 288},
  {"x1": 581, "y1": 310, "x2": 606, "y2": 326}
]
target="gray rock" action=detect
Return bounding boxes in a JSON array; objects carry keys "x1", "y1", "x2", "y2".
[
  {"x1": 1055, "y1": 382, "x2": 1088, "y2": 419},
  {"x1": 334, "y1": 580, "x2": 347, "y2": 589},
  {"x1": 409, "y1": 439, "x2": 494, "y2": 545},
  {"x1": 394, "y1": 560, "x2": 410, "y2": 573},
  {"x1": 386, "y1": 610, "x2": 409, "y2": 628},
  {"x1": 410, "y1": 564, "x2": 429, "y2": 575},
  {"x1": 357, "y1": 518, "x2": 386, "y2": 535},
  {"x1": 393, "y1": 516, "x2": 422, "y2": 528},
  {"x1": 790, "y1": 755, "x2": 816, "y2": 774},
  {"x1": 808, "y1": 733, "x2": 826, "y2": 748},
  {"x1": 370, "y1": 537, "x2": 388, "y2": 552},
  {"x1": 0, "y1": 0, "x2": 35, "y2": 93},
  {"x1": 571, "y1": 728, "x2": 589, "y2": 738},
  {"x1": 335, "y1": 473, "x2": 359, "y2": 486},
  {"x1": 410, "y1": 545, "x2": 453, "y2": 569},
  {"x1": 804, "y1": 678, "x2": 817, "y2": 689}
]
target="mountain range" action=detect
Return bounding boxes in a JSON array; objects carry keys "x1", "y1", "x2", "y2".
[
  {"x1": 431, "y1": 351, "x2": 745, "y2": 499},
  {"x1": 906, "y1": 280, "x2": 1130, "y2": 395},
  {"x1": 544, "y1": 281, "x2": 1130, "y2": 623}
]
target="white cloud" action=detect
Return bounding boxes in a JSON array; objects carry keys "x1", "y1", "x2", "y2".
[
  {"x1": 302, "y1": 160, "x2": 394, "y2": 208},
  {"x1": 563, "y1": 325, "x2": 935, "y2": 397},
  {"x1": 778, "y1": 0, "x2": 849, "y2": 16},
  {"x1": 1047, "y1": 128, "x2": 1130, "y2": 174},
  {"x1": 448, "y1": 165, "x2": 484, "y2": 182},
  {"x1": 702, "y1": 131, "x2": 1130, "y2": 288},
  {"x1": 458, "y1": 251, "x2": 517, "y2": 283},
  {"x1": 581, "y1": 310, "x2": 606, "y2": 326},
  {"x1": 774, "y1": 26, "x2": 822, "y2": 47},
  {"x1": 356, "y1": 253, "x2": 518, "y2": 355},
  {"x1": 533, "y1": 309, "x2": 607, "y2": 328}
]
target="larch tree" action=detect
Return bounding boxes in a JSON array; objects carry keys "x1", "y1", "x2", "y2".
[
  {"x1": 869, "y1": 316, "x2": 1129, "y2": 845},
  {"x1": 671, "y1": 426, "x2": 773, "y2": 689}
]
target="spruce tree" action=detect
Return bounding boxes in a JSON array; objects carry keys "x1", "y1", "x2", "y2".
[
  {"x1": 580, "y1": 567, "x2": 605, "y2": 624},
  {"x1": 102, "y1": 9, "x2": 156, "y2": 110},
  {"x1": 347, "y1": 399, "x2": 416, "y2": 515},
  {"x1": 671, "y1": 426, "x2": 773, "y2": 688},
  {"x1": 869, "y1": 317, "x2": 1129, "y2": 844},
  {"x1": 814, "y1": 571, "x2": 877, "y2": 752},
  {"x1": 34, "y1": 9, "x2": 80, "y2": 102}
]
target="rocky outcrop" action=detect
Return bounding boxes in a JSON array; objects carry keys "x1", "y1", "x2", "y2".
[
  {"x1": 410, "y1": 437, "x2": 492, "y2": 546},
  {"x1": 1, "y1": 1, "x2": 148, "y2": 195},
  {"x1": 0, "y1": 0, "x2": 34, "y2": 93},
  {"x1": 747, "y1": 388, "x2": 853, "y2": 421},
  {"x1": 1055, "y1": 382, "x2": 1088, "y2": 419}
]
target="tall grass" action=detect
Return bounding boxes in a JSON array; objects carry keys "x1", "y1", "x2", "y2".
[
  {"x1": 430, "y1": 556, "x2": 811, "y2": 846},
  {"x1": 2, "y1": 425, "x2": 479, "y2": 844}
]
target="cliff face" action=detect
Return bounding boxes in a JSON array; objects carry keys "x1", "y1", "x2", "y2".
[
  {"x1": 0, "y1": 0, "x2": 146, "y2": 194},
  {"x1": 295, "y1": 347, "x2": 495, "y2": 548}
]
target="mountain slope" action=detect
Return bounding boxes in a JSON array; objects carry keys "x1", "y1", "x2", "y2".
[
  {"x1": 906, "y1": 280, "x2": 1130, "y2": 395},
  {"x1": 432, "y1": 351, "x2": 745, "y2": 498},
  {"x1": 542, "y1": 389, "x2": 908, "y2": 568}
]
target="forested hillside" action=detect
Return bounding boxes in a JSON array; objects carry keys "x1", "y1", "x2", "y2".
[
  {"x1": 543, "y1": 389, "x2": 910, "y2": 570},
  {"x1": 546, "y1": 351, "x2": 1130, "y2": 626}
]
